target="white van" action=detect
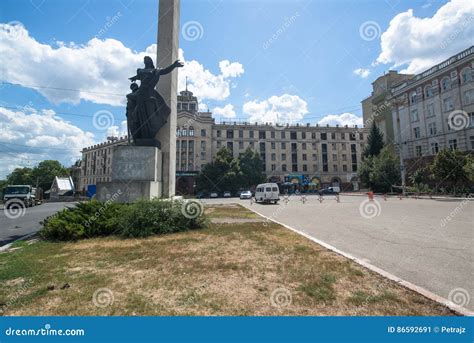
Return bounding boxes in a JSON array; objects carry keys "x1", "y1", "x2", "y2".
[{"x1": 255, "y1": 183, "x2": 280, "y2": 204}]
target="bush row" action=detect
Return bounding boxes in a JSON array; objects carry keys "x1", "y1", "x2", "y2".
[{"x1": 40, "y1": 199, "x2": 207, "y2": 241}]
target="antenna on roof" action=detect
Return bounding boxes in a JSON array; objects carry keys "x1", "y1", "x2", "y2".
[{"x1": 185, "y1": 76, "x2": 188, "y2": 91}]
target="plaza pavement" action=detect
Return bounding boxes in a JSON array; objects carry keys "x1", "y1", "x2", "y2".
[{"x1": 202, "y1": 195, "x2": 473, "y2": 311}]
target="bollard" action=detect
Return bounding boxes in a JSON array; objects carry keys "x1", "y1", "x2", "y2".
[
  {"x1": 300, "y1": 195, "x2": 306, "y2": 204},
  {"x1": 367, "y1": 191, "x2": 374, "y2": 201},
  {"x1": 336, "y1": 194, "x2": 340, "y2": 203},
  {"x1": 250, "y1": 197, "x2": 254, "y2": 205},
  {"x1": 318, "y1": 195, "x2": 323, "y2": 203},
  {"x1": 383, "y1": 193, "x2": 387, "y2": 201},
  {"x1": 399, "y1": 194, "x2": 402, "y2": 200},
  {"x1": 283, "y1": 195, "x2": 290, "y2": 204}
]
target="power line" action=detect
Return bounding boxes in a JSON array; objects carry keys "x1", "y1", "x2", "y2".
[{"x1": 0, "y1": 81, "x2": 124, "y2": 97}]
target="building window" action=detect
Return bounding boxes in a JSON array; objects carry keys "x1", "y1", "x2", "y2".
[
  {"x1": 259, "y1": 130, "x2": 266, "y2": 139},
  {"x1": 303, "y1": 164, "x2": 307, "y2": 172},
  {"x1": 302, "y1": 153, "x2": 307, "y2": 161},
  {"x1": 201, "y1": 141, "x2": 206, "y2": 150},
  {"x1": 271, "y1": 131, "x2": 275, "y2": 139},
  {"x1": 331, "y1": 132, "x2": 336, "y2": 140},
  {"x1": 312, "y1": 142, "x2": 317, "y2": 150},
  {"x1": 470, "y1": 113, "x2": 474, "y2": 127},
  {"x1": 201, "y1": 129, "x2": 206, "y2": 137},
  {"x1": 321, "y1": 133, "x2": 327, "y2": 140},
  {"x1": 189, "y1": 126, "x2": 194, "y2": 136},
  {"x1": 281, "y1": 142, "x2": 286, "y2": 149},
  {"x1": 426, "y1": 103, "x2": 435, "y2": 117},
  {"x1": 292, "y1": 164, "x2": 298, "y2": 172},
  {"x1": 331, "y1": 143, "x2": 337, "y2": 150},
  {"x1": 342, "y1": 165, "x2": 347, "y2": 172},
  {"x1": 200, "y1": 151, "x2": 206, "y2": 160},
  {"x1": 226, "y1": 129, "x2": 234, "y2": 139},
  {"x1": 413, "y1": 127, "x2": 420, "y2": 139},
  {"x1": 470, "y1": 136, "x2": 474, "y2": 150},
  {"x1": 410, "y1": 91, "x2": 417, "y2": 104},
  {"x1": 302, "y1": 132, "x2": 306, "y2": 139},
  {"x1": 332, "y1": 154, "x2": 337, "y2": 161},
  {"x1": 428, "y1": 122, "x2": 437, "y2": 136},
  {"x1": 271, "y1": 164, "x2": 276, "y2": 171},
  {"x1": 182, "y1": 128, "x2": 188, "y2": 136},
  {"x1": 449, "y1": 139, "x2": 457, "y2": 150},
  {"x1": 239, "y1": 141, "x2": 244, "y2": 149},
  {"x1": 281, "y1": 153, "x2": 286, "y2": 160},
  {"x1": 282, "y1": 164, "x2": 287, "y2": 172},
  {"x1": 342, "y1": 143, "x2": 346, "y2": 150},
  {"x1": 249, "y1": 130, "x2": 254, "y2": 138},
  {"x1": 359, "y1": 133, "x2": 363, "y2": 140},
  {"x1": 281, "y1": 131, "x2": 286, "y2": 139},
  {"x1": 311, "y1": 132, "x2": 316, "y2": 139},
  {"x1": 312, "y1": 153, "x2": 317, "y2": 161},
  {"x1": 463, "y1": 89, "x2": 474, "y2": 105},
  {"x1": 313, "y1": 164, "x2": 318, "y2": 171},
  {"x1": 341, "y1": 133, "x2": 345, "y2": 140},
  {"x1": 461, "y1": 67, "x2": 473, "y2": 84},
  {"x1": 239, "y1": 130, "x2": 243, "y2": 138},
  {"x1": 425, "y1": 85, "x2": 433, "y2": 98},
  {"x1": 415, "y1": 145, "x2": 422, "y2": 157},
  {"x1": 216, "y1": 130, "x2": 221, "y2": 138},
  {"x1": 290, "y1": 131, "x2": 297, "y2": 140},
  {"x1": 302, "y1": 142, "x2": 307, "y2": 150},
  {"x1": 441, "y1": 77, "x2": 451, "y2": 91},
  {"x1": 431, "y1": 142, "x2": 439, "y2": 154},
  {"x1": 443, "y1": 97, "x2": 454, "y2": 112},
  {"x1": 217, "y1": 141, "x2": 222, "y2": 148},
  {"x1": 271, "y1": 153, "x2": 276, "y2": 161},
  {"x1": 411, "y1": 109, "x2": 419, "y2": 122},
  {"x1": 333, "y1": 164, "x2": 338, "y2": 172}
]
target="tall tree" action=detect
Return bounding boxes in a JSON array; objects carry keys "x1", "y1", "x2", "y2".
[
  {"x1": 358, "y1": 146, "x2": 400, "y2": 192},
  {"x1": 363, "y1": 122, "x2": 385, "y2": 158},
  {"x1": 6, "y1": 167, "x2": 33, "y2": 185},
  {"x1": 31, "y1": 160, "x2": 69, "y2": 191},
  {"x1": 237, "y1": 147, "x2": 265, "y2": 188}
]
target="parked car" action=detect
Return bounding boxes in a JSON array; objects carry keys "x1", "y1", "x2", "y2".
[
  {"x1": 196, "y1": 191, "x2": 207, "y2": 199},
  {"x1": 223, "y1": 191, "x2": 231, "y2": 197},
  {"x1": 210, "y1": 192, "x2": 218, "y2": 198},
  {"x1": 254, "y1": 183, "x2": 280, "y2": 204},
  {"x1": 239, "y1": 190, "x2": 252, "y2": 199},
  {"x1": 321, "y1": 186, "x2": 340, "y2": 194}
]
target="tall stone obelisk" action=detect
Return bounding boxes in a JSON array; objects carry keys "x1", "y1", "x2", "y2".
[{"x1": 156, "y1": 0, "x2": 180, "y2": 197}]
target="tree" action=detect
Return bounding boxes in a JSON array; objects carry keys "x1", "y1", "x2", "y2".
[
  {"x1": 363, "y1": 122, "x2": 385, "y2": 158},
  {"x1": 237, "y1": 147, "x2": 265, "y2": 188},
  {"x1": 6, "y1": 167, "x2": 33, "y2": 185},
  {"x1": 196, "y1": 147, "x2": 265, "y2": 193},
  {"x1": 358, "y1": 146, "x2": 400, "y2": 192},
  {"x1": 431, "y1": 149, "x2": 470, "y2": 193}
]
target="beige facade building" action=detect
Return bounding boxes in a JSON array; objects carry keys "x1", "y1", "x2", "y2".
[
  {"x1": 390, "y1": 46, "x2": 474, "y2": 164},
  {"x1": 80, "y1": 89, "x2": 368, "y2": 194}
]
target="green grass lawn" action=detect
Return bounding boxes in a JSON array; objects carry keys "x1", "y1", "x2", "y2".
[{"x1": 0, "y1": 205, "x2": 456, "y2": 316}]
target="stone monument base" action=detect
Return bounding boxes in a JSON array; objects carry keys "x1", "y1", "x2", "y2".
[{"x1": 95, "y1": 145, "x2": 163, "y2": 203}]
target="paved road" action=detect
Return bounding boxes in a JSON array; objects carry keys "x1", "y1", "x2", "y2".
[
  {"x1": 202, "y1": 195, "x2": 474, "y2": 311},
  {"x1": 0, "y1": 202, "x2": 72, "y2": 246}
]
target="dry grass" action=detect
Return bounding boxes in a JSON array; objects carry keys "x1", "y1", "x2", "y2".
[{"x1": 0, "y1": 205, "x2": 456, "y2": 316}]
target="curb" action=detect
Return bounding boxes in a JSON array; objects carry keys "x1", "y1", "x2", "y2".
[
  {"x1": 243, "y1": 204, "x2": 473, "y2": 317},
  {"x1": 0, "y1": 232, "x2": 38, "y2": 253}
]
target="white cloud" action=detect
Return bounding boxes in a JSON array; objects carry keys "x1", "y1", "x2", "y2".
[
  {"x1": 219, "y1": 60, "x2": 244, "y2": 78},
  {"x1": 353, "y1": 68, "x2": 371, "y2": 78},
  {"x1": 106, "y1": 120, "x2": 128, "y2": 138},
  {"x1": 213, "y1": 104, "x2": 236, "y2": 118},
  {"x1": 0, "y1": 106, "x2": 95, "y2": 178},
  {"x1": 0, "y1": 22, "x2": 244, "y2": 107},
  {"x1": 376, "y1": 0, "x2": 474, "y2": 74},
  {"x1": 318, "y1": 113, "x2": 363, "y2": 127},
  {"x1": 243, "y1": 94, "x2": 308, "y2": 124}
]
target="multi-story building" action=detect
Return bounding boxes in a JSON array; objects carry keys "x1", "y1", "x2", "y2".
[
  {"x1": 80, "y1": 89, "x2": 368, "y2": 194},
  {"x1": 362, "y1": 70, "x2": 413, "y2": 143},
  {"x1": 389, "y1": 46, "x2": 474, "y2": 167}
]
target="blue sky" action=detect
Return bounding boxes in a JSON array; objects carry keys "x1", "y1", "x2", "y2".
[{"x1": 0, "y1": 0, "x2": 473, "y2": 177}]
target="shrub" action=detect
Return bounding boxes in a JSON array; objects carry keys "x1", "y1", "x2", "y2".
[{"x1": 40, "y1": 199, "x2": 207, "y2": 241}]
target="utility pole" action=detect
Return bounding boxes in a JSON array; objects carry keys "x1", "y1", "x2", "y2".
[{"x1": 393, "y1": 97, "x2": 406, "y2": 196}]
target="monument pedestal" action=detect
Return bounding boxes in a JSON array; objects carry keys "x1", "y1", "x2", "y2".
[{"x1": 96, "y1": 145, "x2": 162, "y2": 203}]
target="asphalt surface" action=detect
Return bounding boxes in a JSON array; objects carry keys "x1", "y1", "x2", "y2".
[
  {"x1": 0, "y1": 202, "x2": 72, "y2": 246},
  {"x1": 202, "y1": 195, "x2": 474, "y2": 311}
]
